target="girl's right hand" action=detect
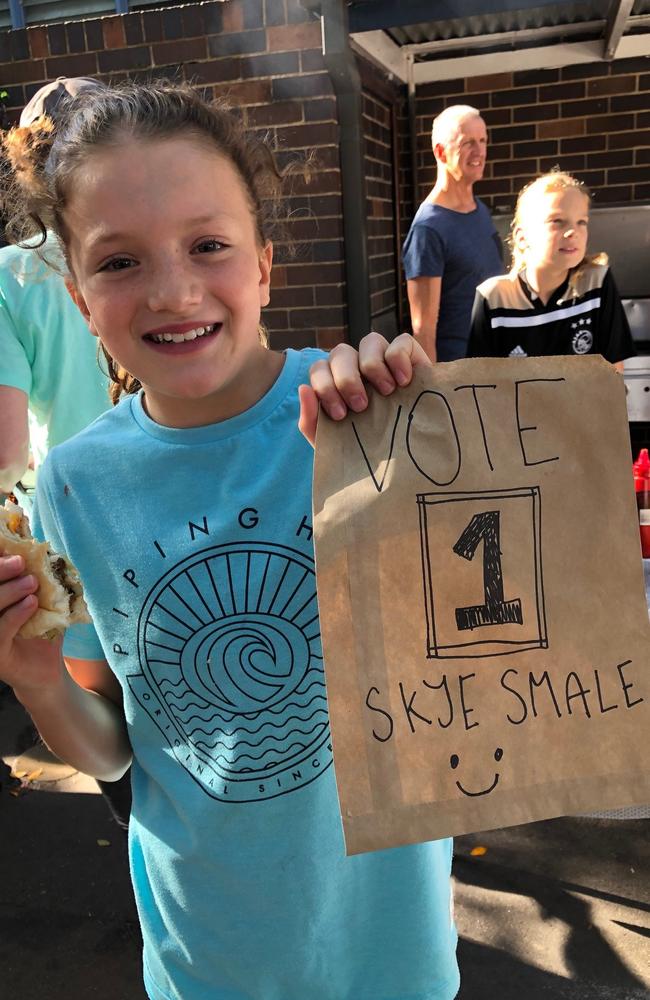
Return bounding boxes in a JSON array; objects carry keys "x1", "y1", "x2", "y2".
[
  {"x1": 299, "y1": 332, "x2": 432, "y2": 447},
  {"x1": 0, "y1": 555, "x2": 65, "y2": 699}
]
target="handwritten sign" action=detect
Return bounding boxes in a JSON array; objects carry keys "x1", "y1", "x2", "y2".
[{"x1": 313, "y1": 356, "x2": 650, "y2": 855}]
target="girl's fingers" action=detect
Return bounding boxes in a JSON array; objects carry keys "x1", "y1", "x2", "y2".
[
  {"x1": 309, "y1": 351, "x2": 360, "y2": 420},
  {"x1": 0, "y1": 593, "x2": 38, "y2": 642},
  {"x1": 0, "y1": 573, "x2": 38, "y2": 613},
  {"x1": 298, "y1": 384, "x2": 319, "y2": 448},
  {"x1": 0, "y1": 554, "x2": 25, "y2": 583},
  {"x1": 358, "y1": 332, "x2": 396, "y2": 395},
  {"x1": 383, "y1": 333, "x2": 433, "y2": 387}
]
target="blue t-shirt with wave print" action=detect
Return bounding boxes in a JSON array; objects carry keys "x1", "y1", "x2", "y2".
[{"x1": 34, "y1": 348, "x2": 459, "y2": 1000}]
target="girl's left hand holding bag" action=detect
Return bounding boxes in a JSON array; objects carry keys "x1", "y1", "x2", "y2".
[{"x1": 299, "y1": 332, "x2": 432, "y2": 447}]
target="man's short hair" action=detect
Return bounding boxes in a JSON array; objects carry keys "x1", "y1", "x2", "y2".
[{"x1": 431, "y1": 105, "x2": 482, "y2": 150}]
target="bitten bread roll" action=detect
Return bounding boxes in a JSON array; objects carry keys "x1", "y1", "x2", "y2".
[{"x1": 0, "y1": 499, "x2": 91, "y2": 639}]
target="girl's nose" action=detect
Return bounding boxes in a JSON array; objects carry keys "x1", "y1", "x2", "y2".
[{"x1": 148, "y1": 260, "x2": 202, "y2": 314}]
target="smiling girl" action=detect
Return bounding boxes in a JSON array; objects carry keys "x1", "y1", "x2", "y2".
[
  {"x1": 0, "y1": 81, "x2": 458, "y2": 1000},
  {"x1": 467, "y1": 171, "x2": 634, "y2": 369}
]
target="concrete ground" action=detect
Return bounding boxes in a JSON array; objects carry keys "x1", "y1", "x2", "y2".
[{"x1": 1, "y1": 685, "x2": 648, "y2": 1000}]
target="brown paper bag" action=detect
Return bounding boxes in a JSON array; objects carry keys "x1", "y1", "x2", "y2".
[{"x1": 313, "y1": 355, "x2": 650, "y2": 855}]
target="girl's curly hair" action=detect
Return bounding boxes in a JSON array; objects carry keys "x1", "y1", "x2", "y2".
[{"x1": 2, "y1": 79, "x2": 291, "y2": 403}]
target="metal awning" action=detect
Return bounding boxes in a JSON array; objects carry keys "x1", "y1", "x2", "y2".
[{"x1": 304, "y1": 1, "x2": 650, "y2": 82}]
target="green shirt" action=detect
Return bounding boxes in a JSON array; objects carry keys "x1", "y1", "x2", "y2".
[{"x1": 0, "y1": 241, "x2": 110, "y2": 469}]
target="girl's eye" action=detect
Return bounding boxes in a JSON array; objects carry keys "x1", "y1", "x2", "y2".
[
  {"x1": 100, "y1": 257, "x2": 135, "y2": 272},
  {"x1": 193, "y1": 239, "x2": 224, "y2": 254}
]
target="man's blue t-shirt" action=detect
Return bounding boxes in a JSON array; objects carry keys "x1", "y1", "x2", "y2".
[
  {"x1": 34, "y1": 349, "x2": 459, "y2": 1000},
  {"x1": 402, "y1": 199, "x2": 502, "y2": 361}
]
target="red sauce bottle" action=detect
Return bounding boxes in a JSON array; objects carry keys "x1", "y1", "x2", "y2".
[{"x1": 633, "y1": 448, "x2": 650, "y2": 558}]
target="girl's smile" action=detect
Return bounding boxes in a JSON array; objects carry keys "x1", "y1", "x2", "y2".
[
  {"x1": 143, "y1": 321, "x2": 221, "y2": 350},
  {"x1": 64, "y1": 135, "x2": 279, "y2": 428}
]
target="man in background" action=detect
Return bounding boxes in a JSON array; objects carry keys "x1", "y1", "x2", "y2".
[{"x1": 402, "y1": 104, "x2": 503, "y2": 362}]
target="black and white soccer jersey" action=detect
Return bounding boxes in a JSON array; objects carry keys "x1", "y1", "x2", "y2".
[{"x1": 467, "y1": 264, "x2": 635, "y2": 363}]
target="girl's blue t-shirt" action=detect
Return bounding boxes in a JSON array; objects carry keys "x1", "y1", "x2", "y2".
[{"x1": 34, "y1": 348, "x2": 459, "y2": 1000}]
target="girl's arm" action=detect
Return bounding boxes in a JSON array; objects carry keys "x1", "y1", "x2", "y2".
[
  {"x1": 299, "y1": 332, "x2": 432, "y2": 447},
  {"x1": 0, "y1": 558, "x2": 132, "y2": 781}
]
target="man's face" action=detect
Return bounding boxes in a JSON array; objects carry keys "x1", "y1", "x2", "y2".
[{"x1": 436, "y1": 116, "x2": 488, "y2": 185}]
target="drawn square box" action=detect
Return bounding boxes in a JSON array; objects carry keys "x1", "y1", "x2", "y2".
[{"x1": 418, "y1": 487, "x2": 547, "y2": 659}]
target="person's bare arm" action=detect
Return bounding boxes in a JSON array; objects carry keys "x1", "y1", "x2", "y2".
[
  {"x1": 406, "y1": 277, "x2": 442, "y2": 363},
  {"x1": 0, "y1": 385, "x2": 29, "y2": 492},
  {"x1": 0, "y1": 558, "x2": 132, "y2": 780},
  {"x1": 15, "y1": 655, "x2": 132, "y2": 782}
]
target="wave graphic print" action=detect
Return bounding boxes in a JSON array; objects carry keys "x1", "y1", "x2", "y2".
[{"x1": 136, "y1": 542, "x2": 331, "y2": 801}]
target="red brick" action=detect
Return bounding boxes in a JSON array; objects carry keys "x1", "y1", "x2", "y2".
[
  {"x1": 290, "y1": 306, "x2": 346, "y2": 329},
  {"x1": 27, "y1": 27, "x2": 48, "y2": 60},
  {"x1": 190, "y1": 58, "x2": 242, "y2": 85},
  {"x1": 222, "y1": 2, "x2": 245, "y2": 32},
  {"x1": 591, "y1": 184, "x2": 632, "y2": 203},
  {"x1": 513, "y1": 103, "x2": 559, "y2": 123},
  {"x1": 246, "y1": 101, "x2": 302, "y2": 126},
  {"x1": 45, "y1": 52, "x2": 98, "y2": 78},
  {"x1": 586, "y1": 113, "x2": 634, "y2": 133},
  {"x1": 608, "y1": 129, "x2": 650, "y2": 149},
  {"x1": 270, "y1": 266, "x2": 287, "y2": 288},
  {"x1": 538, "y1": 81, "x2": 585, "y2": 102},
  {"x1": 537, "y1": 118, "x2": 585, "y2": 139},
  {"x1": 152, "y1": 37, "x2": 207, "y2": 64},
  {"x1": 287, "y1": 261, "x2": 344, "y2": 283},
  {"x1": 103, "y1": 16, "x2": 126, "y2": 49},
  {"x1": 216, "y1": 79, "x2": 271, "y2": 105},
  {"x1": 611, "y1": 93, "x2": 650, "y2": 112},
  {"x1": 277, "y1": 122, "x2": 338, "y2": 148},
  {"x1": 561, "y1": 98, "x2": 607, "y2": 118},
  {"x1": 316, "y1": 329, "x2": 346, "y2": 349},
  {"x1": 269, "y1": 286, "x2": 314, "y2": 307},
  {"x1": 560, "y1": 134, "x2": 606, "y2": 153},
  {"x1": 588, "y1": 75, "x2": 636, "y2": 97},
  {"x1": 5, "y1": 60, "x2": 45, "y2": 84},
  {"x1": 466, "y1": 72, "x2": 512, "y2": 93},
  {"x1": 267, "y1": 21, "x2": 321, "y2": 51}
]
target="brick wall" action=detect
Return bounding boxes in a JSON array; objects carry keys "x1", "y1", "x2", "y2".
[
  {"x1": 415, "y1": 56, "x2": 650, "y2": 216},
  {"x1": 0, "y1": 0, "x2": 352, "y2": 350},
  {"x1": 360, "y1": 58, "x2": 408, "y2": 338}
]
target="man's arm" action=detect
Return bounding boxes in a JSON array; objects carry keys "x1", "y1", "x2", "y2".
[
  {"x1": 0, "y1": 385, "x2": 29, "y2": 492},
  {"x1": 406, "y1": 276, "x2": 442, "y2": 363}
]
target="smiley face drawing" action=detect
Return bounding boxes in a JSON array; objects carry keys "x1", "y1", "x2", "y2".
[{"x1": 450, "y1": 747, "x2": 503, "y2": 797}]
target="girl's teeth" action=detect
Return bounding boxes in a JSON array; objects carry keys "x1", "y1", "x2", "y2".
[{"x1": 152, "y1": 325, "x2": 214, "y2": 343}]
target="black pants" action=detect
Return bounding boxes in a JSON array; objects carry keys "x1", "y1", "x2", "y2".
[{"x1": 97, "y1": 768, "x2": 132, "y2": 833}]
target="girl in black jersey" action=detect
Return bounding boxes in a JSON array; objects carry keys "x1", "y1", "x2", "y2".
[{"x1": 467, "y1": 171, "x2": 634, "y2": 368}]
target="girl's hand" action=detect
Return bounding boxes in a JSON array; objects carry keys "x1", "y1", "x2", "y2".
[
  {"x1": 299, "y1": 333, "x2": 432, "y2": 447},
  {"x1": 0, "y1": 555, "x2": 65, "y2": 699}
]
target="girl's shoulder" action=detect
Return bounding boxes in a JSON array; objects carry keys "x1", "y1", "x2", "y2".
[
  {"x1": 570, "y1": 259, "x2": 610, "y2": 297},
  {"x1": 39, "y1": 396, "x2": 134, "y2": 478},
  {"x1": 476, "y1": 270, "x2": 517, "y2": 300}
]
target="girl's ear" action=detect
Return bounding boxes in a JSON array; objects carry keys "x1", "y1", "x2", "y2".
[
  {"x1": 258, "y1": 241, "x2": 273, "y2": 308},
  {"x1": 65, "y1": 279, "x2": 99, "y2": 338},
  {"x1": 513, "y1": 224, "x2": 528, "y2": 255}
]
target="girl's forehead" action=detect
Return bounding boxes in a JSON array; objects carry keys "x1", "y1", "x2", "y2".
[
  {"x1": 66, "y1": 135, "x2": 253, "y2": 220},
  {"x1": 538, "y1": 187, "x2": 589, "y2": 212}
]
